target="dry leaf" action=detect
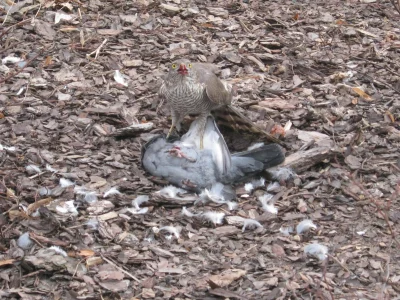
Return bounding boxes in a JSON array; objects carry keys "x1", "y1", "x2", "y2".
[
  {"x1": 352, "y1": 87, "x2": 373, "y2": 101},
  {"x1": 0, "y1": 259, "x2": 15, "y2": 267},
  {"x1": 208, "y1": 269, "x2": 247, "y2": 288}
]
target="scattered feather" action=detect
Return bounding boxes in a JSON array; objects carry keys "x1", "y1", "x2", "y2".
[
  {"x1": 270, "y1": 167, "x2": 296, "y2": 182},
  {"x1": 132, "y1": 195, "x2": 149, "y2": 209},
  {"x1": 201, "y1": 211, "x2": 225, "y2": 225},
  {"x1": 242, "y1": 219, "x2": 263, "y2": 232},
  {"x1": 159, "y1": 226, "x2": 181, "y2": 239},
  {"x1": 17, "y1": 232, "x2": 33, "y2": 250},
  {"x1": 83, "y1": 191, "x2": 98, "y2": 203},
  {"x1": 357, "y1": 230, "x2": 367, "y2": 236},
  {"x1": 258, "y1": 193, "x2": 278, "y2": 214},
  {"x1": 26, "y1": 165, "x2": 41, "y2": 174},
  {"x1": 127, "y1": 207, "x2": 149, "y2": 215},
  {"x1": 304, "y1": 243, "x2": 328, "y2": 261},
  {"x1": 158, "y1": 185, "x2": 186, "y2": 198},
  {"x1": 244, "y1": 178, "x2": 265, "y2": 192},
  {"x1": 226, "y1": 201, "x2": 238, "y2": 211},
  {"x1": 46, "y1": 164, "x2": 58, "y2": 173},
  {"x1": 143, "y1": 236, "x2": 154, "y2": 243},
  {"x1": 60, "y1": 178, "x2": 74, "y2": 188},
  {"x1": 181, "y1": 206, "x2": 196, "y2": 217},
  {"x1": 267, "y1": 181, "x2": 280, "y2": 192},
  {"x1": 279, "y1": 226, "x2": 294, "y2": 236},
  {"x1": 56, "y1": 200, "x2": 78, "y2": 216},
  {"x1": 247, "y1": 142, "x2": 264, "y2": 151},
  {"x1": 244, "y1": 183, "x2": 254, "y2": 192},
  {"x1": 296, "y1": 219, "x2": 317, "y2": 234},
  {"x1": 284, "y1": 120, "x2": 292, "y2": 132},
  {"x1": 16, "y1": 87, "x2": 25, "y2": 96},
  {"x1": 74, "y1": 186, "x2": 97, "y2": 203},
  {"x1": 54, "y1": 12, "x2": 75, "y2": 24},
  {"x1": 0, "y1": 144, "x2": 16, "y2": 152},
  {"x1": 114, "y1": 70, "x2": 129, "y2": 87},
  {"x1": 198, "y1": 183, "x2": 237, "y2": 210},
  {"x1": 31, "y1": 209, "x2": 41, "y2": 217},
  {"x1": 49, "y1": 246, "x2": 68, "y2": 257},
  {"x1": 86, "y1": 218, "x2": 99, "y2": 229},
  {"x1": 2, "y1": 56, "x2": 23, "y2": 64},
  {"x1": 104, "y1": 186, "x2": 121, "y2": 198}
]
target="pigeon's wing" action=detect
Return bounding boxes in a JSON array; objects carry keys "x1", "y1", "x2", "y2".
[
  {"x1": 192, "y1": 63, "x2": 232, "y2": 106},
  {"x1": 203, "y1": 116, "x2": 232, "y2": 175}
]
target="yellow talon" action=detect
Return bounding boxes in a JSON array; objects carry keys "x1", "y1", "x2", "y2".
[
  {"x1": 200, "y1": 137, "x2": 204, "y2": 150},
  {"x1": 166, "y1": 125, "x2": 174, "y2": 139}
]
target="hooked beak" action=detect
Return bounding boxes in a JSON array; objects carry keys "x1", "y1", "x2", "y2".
[{"x1": 178, "y1": 63, "x2": 188, "y2": 75}]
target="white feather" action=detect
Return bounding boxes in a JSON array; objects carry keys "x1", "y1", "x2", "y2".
[
  {"x1": 0, "y1": 144, "x2": 16, "y2": 152},
  {"x1": 258, "y1": 193, "x2": 278, "y2": 214},
  {"x1": 103, "y1": 186, "x2": 121, "y2": 198},
  {"x1": 128, "y1": 207, "x2": 149, "y2": 214},
  {"x1": 279, "y1": 226, "x2": 294, "y2": 236},
  {"x1": 46, "y1": 164, "x2": 58, "y2": 173},
  {"x1": 242, "y1": 219, "x2": 263, "y2": 232},
  {"x1": 86, "y1": 218, "x2": 99, "y2": 229},
  {"x1": 26, "y1": 165, "x2": 41, "y2": 174},
  {"x1": 201, "y1": 211, "x2": 225, "y2": 225},
  {"x1": 270, "y1": 167, "x2": 296, "y2": 182},
  {"x1": 159, "y1": 226, "x2": 181, "y2": 239},
  {"x1": 49, "y1": 246, "x2": 68, "y2": 257},
  {"x1": 60, "y1": 178, "x2": 74, "y2": 188},
  {"x1": 56, "y1": 200, "x2": 78, "y2": 216},
  {"x1": 247, "y1": 142, "x2": 265, "y2": 151},
  {"x1": 132, "y1": 195, "x2": 149, "y2": 209},
  {"x1": 199, "y1": 183, "x2": 237, "y2": 210},
  {"x1": 244, "y1": 183, "x2": 254, "y2": 192},
  {"x1": 304, "y1": 243, "x2": 328, "y2": 261},
  {"x1": 296, "y1": 219, "x2": 317, "y2": 234},
  {"x1": 74, "y1": 186, "x2": 97, "y2": 203},
  {"x1": 267, "y1": 181, "x2": 281, "y2": 192},
  {"x1": 244, "y1": 178, "x2": 265, "y2": 192},
  {"x1": 181, "y1": 206, "x2": 196, "y2": 217},
  {"x1": 226, "y1": 201, "x2": 238, "y2": 211},
  {"x1": 158, "y1": 185, "x2": 186, "y2": 198}
]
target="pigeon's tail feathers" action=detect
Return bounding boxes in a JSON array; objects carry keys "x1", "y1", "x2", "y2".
[{"x1": 233, "y1": 144, "x2": 285, "y2": 169}]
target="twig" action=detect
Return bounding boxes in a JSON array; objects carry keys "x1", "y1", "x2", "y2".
[
  {"x1": 349, "y1": 173, "x2": 400, "y2": 248},
  {"x1": 100, "y1": 254, "x2": 140, "y2": 283},
  {"x1": 237, "y1": 18, "x2": 251, "y2": 33},
  {"x1": 1, "y1": 1, "x2": 14, "y2": 25},
  {"x1": 390, "y1": 0, "x2": 400, "y2": 15},
  {"x1": 86, "y1": 39, "x2": 108, "y2": 59}
]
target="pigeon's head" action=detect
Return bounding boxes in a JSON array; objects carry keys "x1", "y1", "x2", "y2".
[{"x1": 169, "y1": 59, "x2": 193, "y2": 77}]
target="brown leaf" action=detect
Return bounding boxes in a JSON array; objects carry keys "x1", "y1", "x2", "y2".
[
  {"x1": 208, "y1": 269, "x2": 247, "y2": 288},
  {"x1": 0, "y1": 259, "x2": 15, "y2": 266},
  {"x1": 352, "y1": 87, "x2": 373, "y2": 101}
]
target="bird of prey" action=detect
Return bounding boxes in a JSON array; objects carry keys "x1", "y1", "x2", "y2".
[
  {"x1": 141, "y1": 116, "x2": 285, "y2": 192},
  {"x1": 159, "y1": 59, "x2": 280, "y2": 149}
]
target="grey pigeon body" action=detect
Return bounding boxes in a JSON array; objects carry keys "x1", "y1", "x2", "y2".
[{"x1": 141, "y1": 117, "x2": 285, "y2": 192}]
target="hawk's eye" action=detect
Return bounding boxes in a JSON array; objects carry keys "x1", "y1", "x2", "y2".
[
  {"x1": 171, "y1": 63, "x2": 177, "y2": 69},
  {"x1": 188, "y1": 63, "x2": 192, "y2": 68}
]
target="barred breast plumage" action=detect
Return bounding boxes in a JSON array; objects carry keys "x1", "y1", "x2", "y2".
[{"x1": 159, "y1": 59, "x2": 282, "y2": 148}]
